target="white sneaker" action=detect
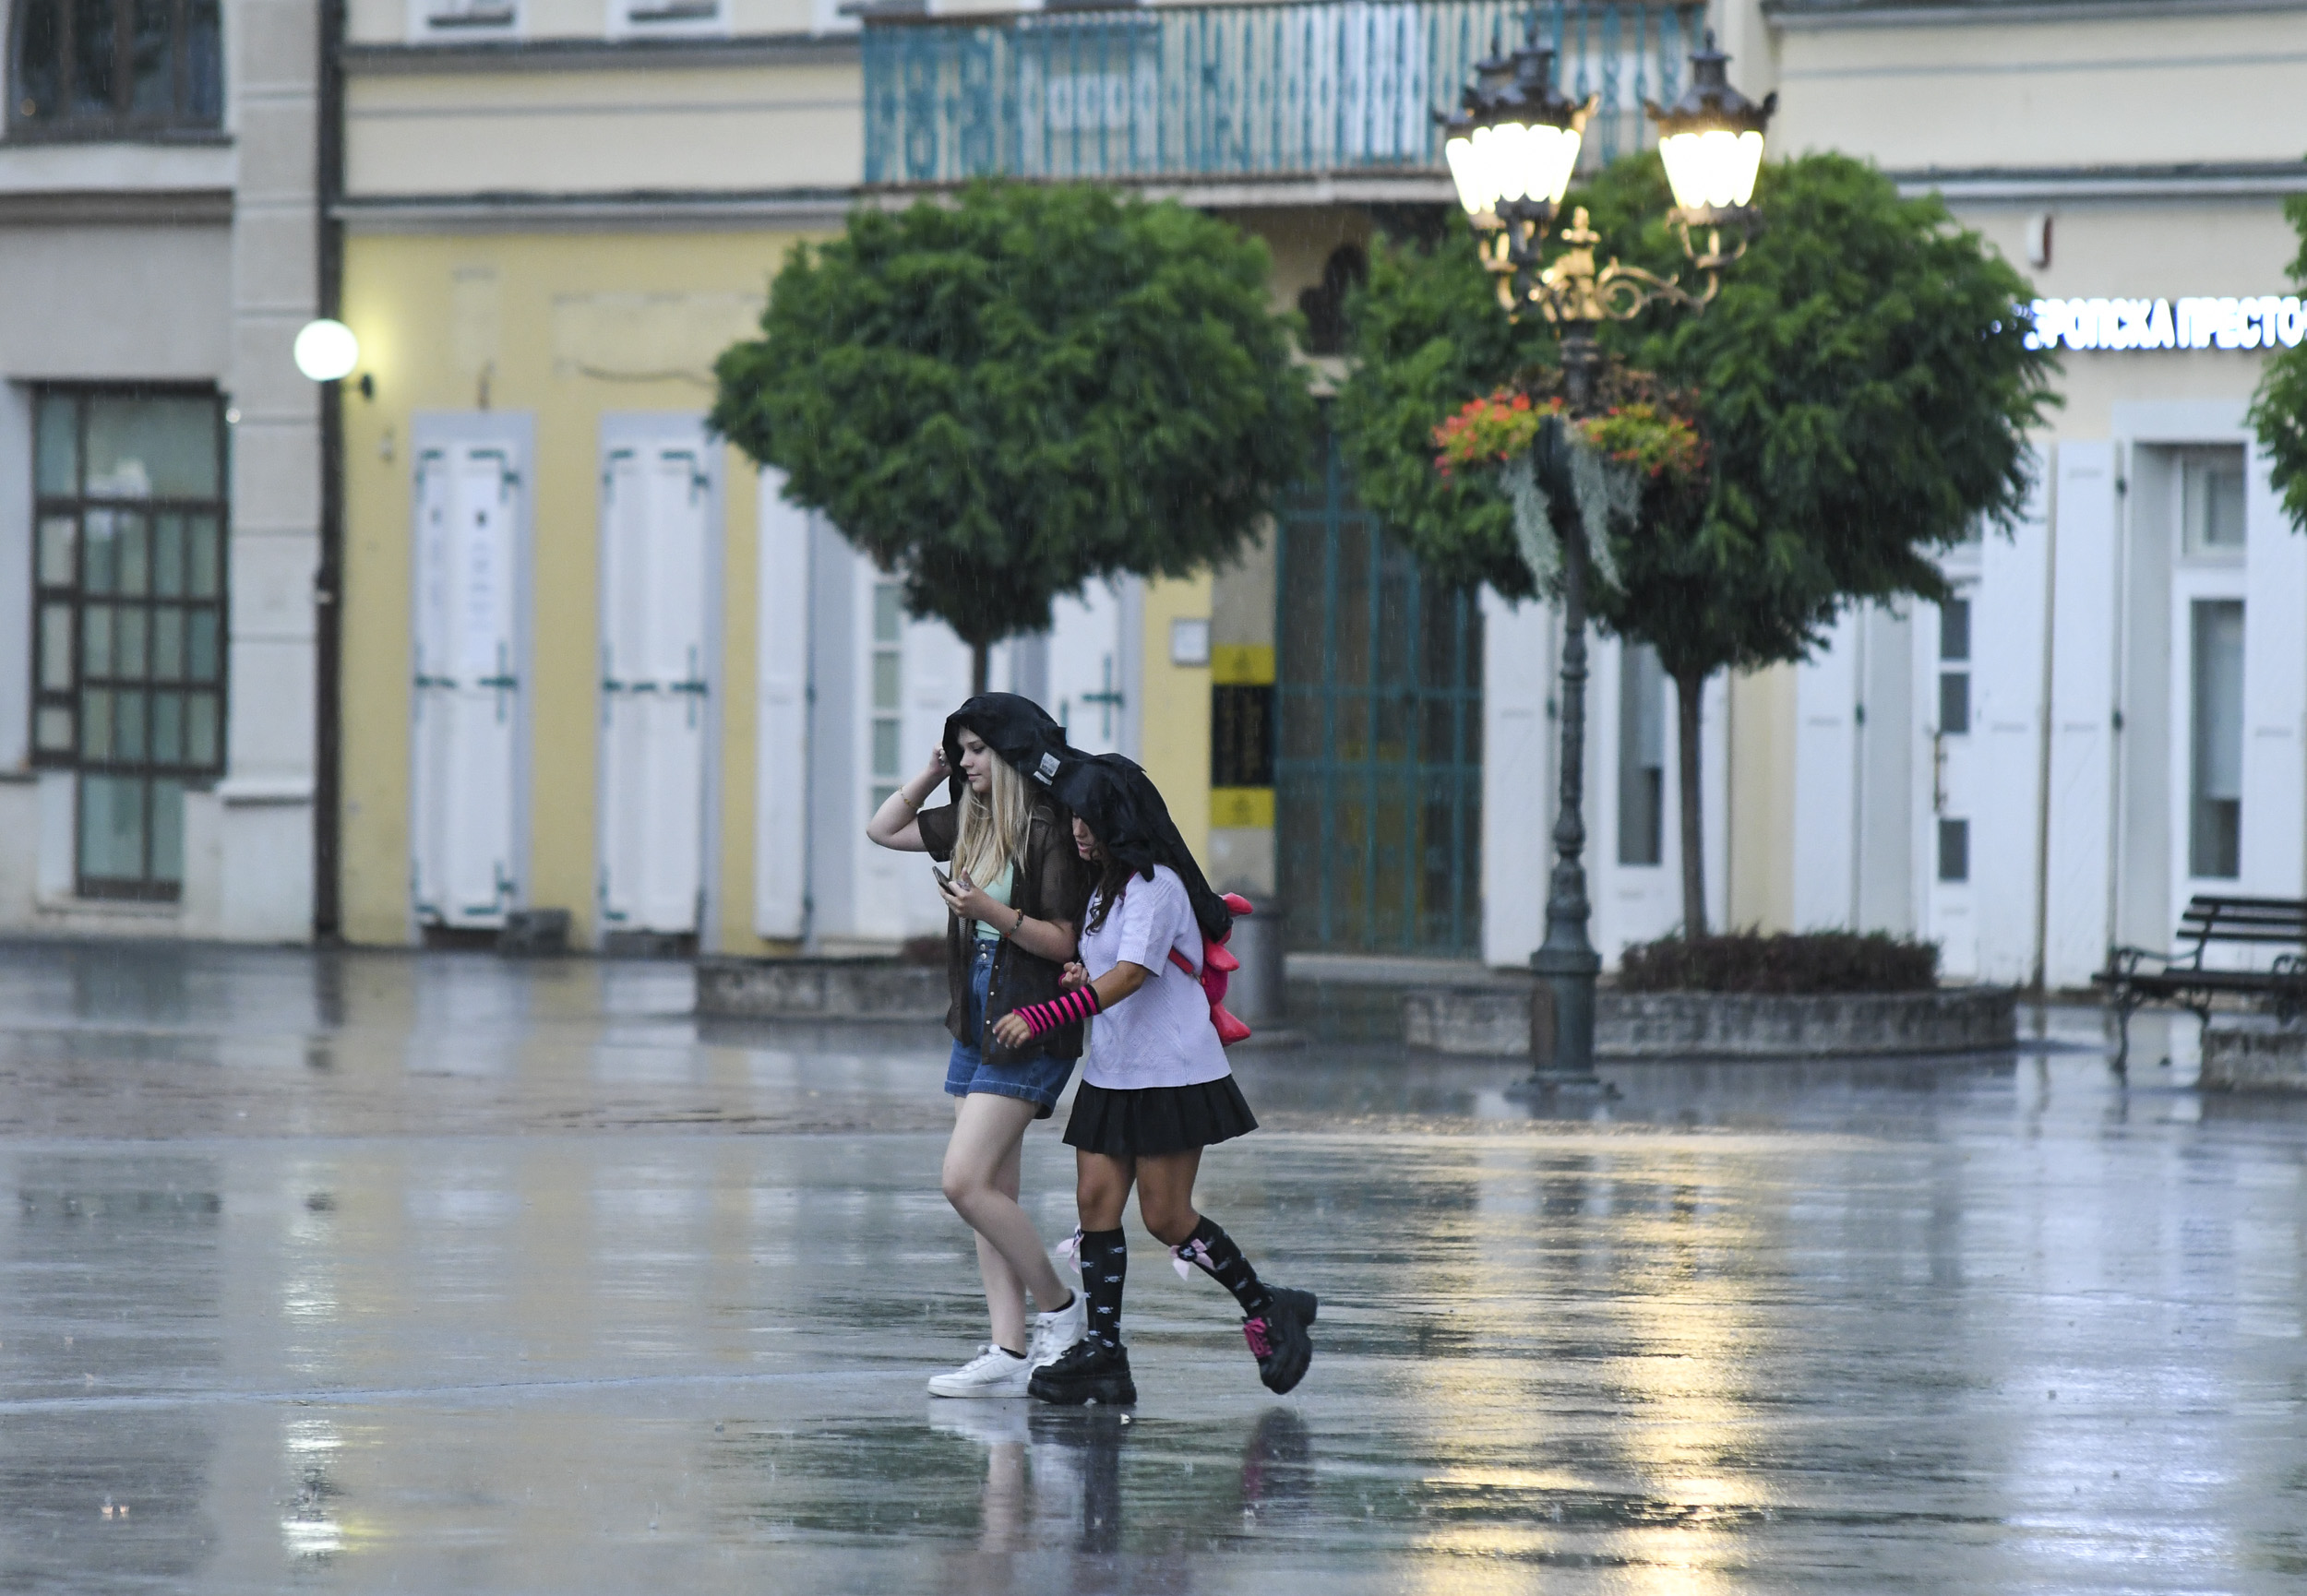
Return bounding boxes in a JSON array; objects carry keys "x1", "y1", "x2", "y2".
[
  {"x1": 927, "y1": 1344, "x2": 1032, "y2": 1399},
  {"x1": 1027, "y1": 1288, "x2": 1087, "y2": 1371}
]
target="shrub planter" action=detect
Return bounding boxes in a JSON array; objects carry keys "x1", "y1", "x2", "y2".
[
  {"x1": 696, "y1": 957, "x2": 946, "y2": 1021},
  {"x1": 2200, "y1": 1020, "x2": 2307, "y2": 1092},
  {"x1": 1405, "y1": 979, "x2": 2018, "y2": 1059}
]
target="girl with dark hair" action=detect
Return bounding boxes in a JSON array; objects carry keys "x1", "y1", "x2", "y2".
[
  {"x1": 867, "y1": 693, "x2": 1091, "y2": 1398},
  {"x1": 990, "y1": 753, "x2": 1315, "y2": 1406}
]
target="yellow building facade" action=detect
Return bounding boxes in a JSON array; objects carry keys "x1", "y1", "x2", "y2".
[
  {"x1": 335, "y1": 9, "x2": 1225, "y2": 951},
  {"x1": 334, "y1": 0, "x2": 2307, "y2": 978},
  {"x1": 330, "y1": 0, "x2": 1700, "y2": 959}
]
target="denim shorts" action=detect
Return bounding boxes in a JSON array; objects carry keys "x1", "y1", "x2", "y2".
[{"x1": 946, "y1": 940, "x2": 1075, "y2": 1118}]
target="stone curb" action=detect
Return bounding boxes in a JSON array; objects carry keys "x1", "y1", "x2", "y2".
[
  {"x1": 697, "y1": 957, "x2": 947, "y2": 1021},
  {"x1": 1405, "y1": 979, "x2": 2020, "y2": 1059},
  {"x1": 2201, "y1": 1020, "x2": 2307, "y2": 1092}
]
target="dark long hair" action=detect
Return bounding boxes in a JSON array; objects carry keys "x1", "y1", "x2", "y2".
[{"x1": 1082, "y1": 831, "x2": 1147, "y2": 935}]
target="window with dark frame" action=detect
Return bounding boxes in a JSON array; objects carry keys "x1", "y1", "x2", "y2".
[
  {"x1": 419, "y1": 0, "x2": 517, "y2": 33},
  {"x1": 30, "y1": 387, "x2": 228, "y2": 901},
  {"x1": 1937, "y1": 817, "x2": 1969, "y2": 884},
  {"x1": 11, "y1": 0, "x2": 222, "y2": 137},
  {"x1": 1937, "y1": 595, "x2": 1971, "y2": 735}
]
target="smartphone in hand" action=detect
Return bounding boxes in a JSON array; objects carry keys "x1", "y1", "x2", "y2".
[{"x1": 931, "y1": 864, "x2": 951, "y2": 889}]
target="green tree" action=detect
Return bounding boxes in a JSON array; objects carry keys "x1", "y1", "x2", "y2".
[
  {"x1": 1339, "y1": 151, "x2": 2060, "y2": 934},
  {"x1": 712, "y1": 181, "x2": 1318, "y2": 691},
  {"x1": 2247, "y1": 188, "x2": 2307, "y2": 531}
]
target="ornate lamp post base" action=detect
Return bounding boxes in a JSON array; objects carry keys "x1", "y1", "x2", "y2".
[{"x1": 1516, "y1": 945, "x2": 1610, "y2": 1093}]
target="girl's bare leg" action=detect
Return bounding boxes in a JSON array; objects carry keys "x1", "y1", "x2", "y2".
[
  {"x1": 970, "y1": 1108, "x2": 1026, "y2": 1351},
  {"x1": 944, "y1": 1092, "x2": 1070, "y2": 1352},
  {"x1": 1131, "y1": 1149, "x2": 1205, "y2": 1246},
  {"x1": 1074, "y1": 1149, "x2": 1136, "y2": 1232}
]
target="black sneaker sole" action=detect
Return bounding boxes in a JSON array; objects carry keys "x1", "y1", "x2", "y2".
[{"x1": 1028, "y1": 1369, "x2": 1138, "y2": 1406}]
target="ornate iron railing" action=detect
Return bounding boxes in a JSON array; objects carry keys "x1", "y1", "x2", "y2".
[{"x1": 862, "y1": 1, "x2": 1702, "y2": 188}]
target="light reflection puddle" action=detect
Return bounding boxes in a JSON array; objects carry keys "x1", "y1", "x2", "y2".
[{"x1": 0, "y1": 1366, "x2": 923, "y2": 1415}]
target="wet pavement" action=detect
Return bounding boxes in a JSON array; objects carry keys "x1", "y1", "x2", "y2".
[{"x1": 3, "y1": 942, "x2": 2303, "y2": 1594}]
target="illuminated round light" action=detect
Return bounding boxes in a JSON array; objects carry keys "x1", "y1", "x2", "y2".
[
  {"x1": 1445, "y1": 135, "x2": 1486, "y2": 216},
  {"x1": 1440, "y1": 29, "x2": 1590, "y2": 219},
  {"x1": 1657, "y1": 127, "x2": 1766, "y2": 213},
  {"x1": 293, "y1": 319, "x2": 361, "y2": 383},
  {"x1": 1645, "y1": 31, "x2": 1775, "y2": 220}
]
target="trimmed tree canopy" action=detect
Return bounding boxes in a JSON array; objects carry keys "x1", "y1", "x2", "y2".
[
  {"x1": 711, "y1": 182, "x2": 1317, "y2": 677},
  {"x1": 2248, "y1": 190, "x2": 2307, "y2": 531},
  {"x1": 1340, "y1": 150, "x2": 2060, "y2": 637},
  {"x1": 1337, "y1": 150, "x2": 2060, "y2": 932}
]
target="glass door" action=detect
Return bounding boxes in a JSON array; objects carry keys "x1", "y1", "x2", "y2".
[{"x1": 1919, "y1": 590, "x2": 1978, "y2": 977}]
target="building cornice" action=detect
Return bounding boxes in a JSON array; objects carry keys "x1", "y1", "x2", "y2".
[
  {"x1": 1889, "y1": 160, "x2": 2307, "y2": 202},
  {"x1": 341, "y1": 31, "x2": 860, "y2": 75},
  {"x1": 336, "y1": 185, "x2": 858, "y2": 232},
  {"x1": 0, "y1": 186, "x2": 232, "y2": 225},
  {"x1": 1771, "y1": 0, "x2": 2307, "y2": 27}
]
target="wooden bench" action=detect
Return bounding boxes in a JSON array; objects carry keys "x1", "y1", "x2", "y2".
[{"x1": 2092, "y1": 896, "x2": 2307, "y2": 1067}]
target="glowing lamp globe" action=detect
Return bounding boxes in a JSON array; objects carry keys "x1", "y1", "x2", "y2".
[
  {"x1": 1659, "y1": 127, "x2": 1766, "y2": 212},
  {"x1": 293, "y1": 319, "x2": 361, "y2": 384},
  {"x1": 1440, "y1": 31, "x2": 1591, "y2": 220},
  {"x1": 1645, "y1": 33, "x2": 1775, "y2": 220}
]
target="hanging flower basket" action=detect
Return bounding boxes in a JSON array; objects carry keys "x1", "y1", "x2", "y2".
[{"x1": 1431, "y1": 387, "x2": 1706, "y2": 594}]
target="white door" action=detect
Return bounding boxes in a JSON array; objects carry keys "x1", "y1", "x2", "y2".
[
  {"x1": 2164, "y1": 447, "x2": 2251, "y2": 961},
  {"x1": 1918, "y1": 586, "x2": 1979, "y2": 977},
  {"x1": 1593, "y1": 638, "x2": 1731, "y2": 957},
  {"x1": 1602, "y1": 639, "x2": 1676, "y2": 951},
  {"x1": 852, "y1": 556, "x2": 969, "y2": 944},
  {"x1": 598, "y1": 436, "x2": 711, "y2": 937},
  {"x1": 412, "y1": 441, "x2": 521, "y2": 928},
  {"x1": 1048, "y1": 578, "x2": 1130, "y2": 754},
  {"x1": 1793, "y1": 612, "x2": 1861, "y2": 931}
]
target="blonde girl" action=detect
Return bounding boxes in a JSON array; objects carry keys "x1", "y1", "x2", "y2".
[{"x1": 867, "y1": 693, "x2": 1093, "y2": 1398}]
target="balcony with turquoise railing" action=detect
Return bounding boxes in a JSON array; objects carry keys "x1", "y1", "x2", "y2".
[{"x1": 861, "y1": 1, "x2": 1703, "y2": 196}]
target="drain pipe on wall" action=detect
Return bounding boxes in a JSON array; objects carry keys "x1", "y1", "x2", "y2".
[
  {"x1": 2031, "y1": 447, "x2": 2061, "y2": 994},
  {"x1": 312, "y1": 0, "x2": 347, "y2": 941},
  {"x1": 799, "y1": 512, "x2": 818, "y2": 954}
]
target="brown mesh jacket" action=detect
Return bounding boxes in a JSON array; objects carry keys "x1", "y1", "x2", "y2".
[{"x1": 915, "y1": 797, "x2": 1091, "y2": 1064}]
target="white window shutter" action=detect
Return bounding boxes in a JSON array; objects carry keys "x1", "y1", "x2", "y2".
[
  {"x1": 599, "y1": 433, "x2": 711, "y2": 935},
  {"x1": 755, "y1": 470, "x2": 811, "y2": 939},
  {"x1": 412, "y1": 441, "x2": 521, "y2": 928}
]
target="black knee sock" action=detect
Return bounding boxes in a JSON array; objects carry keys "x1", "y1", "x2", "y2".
[
  {"x1": 1177, "y1": 1216, "x2": 1273, "y2": 1316},
  {"x1": 1082, "y1": 1228, "x2": 1128, "y2": 1349}
]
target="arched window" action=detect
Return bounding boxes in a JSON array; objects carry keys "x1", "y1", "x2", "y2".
[
  {"x1": 12, "y1": 0, "x2": 221, "y2": 137},
  {"x1": 1296, "y1": 244, "x2": 1369, "y2": 358}
]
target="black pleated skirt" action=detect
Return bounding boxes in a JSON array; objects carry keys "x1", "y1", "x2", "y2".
[{"x1": 1063, "y1": 1076, "x2": 1259, "y2": 1158}]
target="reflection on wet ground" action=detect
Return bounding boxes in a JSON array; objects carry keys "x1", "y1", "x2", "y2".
[{"x1": 2, "y1": 942, "x2": 2302, "y2": 1592}]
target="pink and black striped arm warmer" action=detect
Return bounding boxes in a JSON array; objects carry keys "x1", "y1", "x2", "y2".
[{"x1": 1010, "y1": 986, "x2": 1103, "y2": 1036}]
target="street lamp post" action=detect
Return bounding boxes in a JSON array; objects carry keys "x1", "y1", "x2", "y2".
[{"x1": 1440, "y1": 20, "x2": 1773, "y2": 1088}]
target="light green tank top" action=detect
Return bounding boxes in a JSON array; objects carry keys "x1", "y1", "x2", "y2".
[{"x1": 972, "y1": 862, "x2": 1016, "y2": 941}]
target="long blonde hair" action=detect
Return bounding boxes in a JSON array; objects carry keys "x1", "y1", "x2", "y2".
[{"x1": 954, "y1": 753, "x2": 1031, "y2": 887}]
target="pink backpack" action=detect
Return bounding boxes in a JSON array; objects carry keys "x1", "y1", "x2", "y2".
[{"x1": 1164, "y1": 893, "x2": 1257, "y2": 1047}]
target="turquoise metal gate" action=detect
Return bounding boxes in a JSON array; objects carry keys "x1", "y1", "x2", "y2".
[{"x1": 1276, "y1": 433, "x2": 1482, "y2": 956}]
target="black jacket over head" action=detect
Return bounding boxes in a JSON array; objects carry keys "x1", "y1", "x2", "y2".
[
  {"x1": 1054, "y1": 751, "x2": 1235, "y2": 944},
  {"x1": 942, "y1": 693, "x2": 1071, "y2": 805}
]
